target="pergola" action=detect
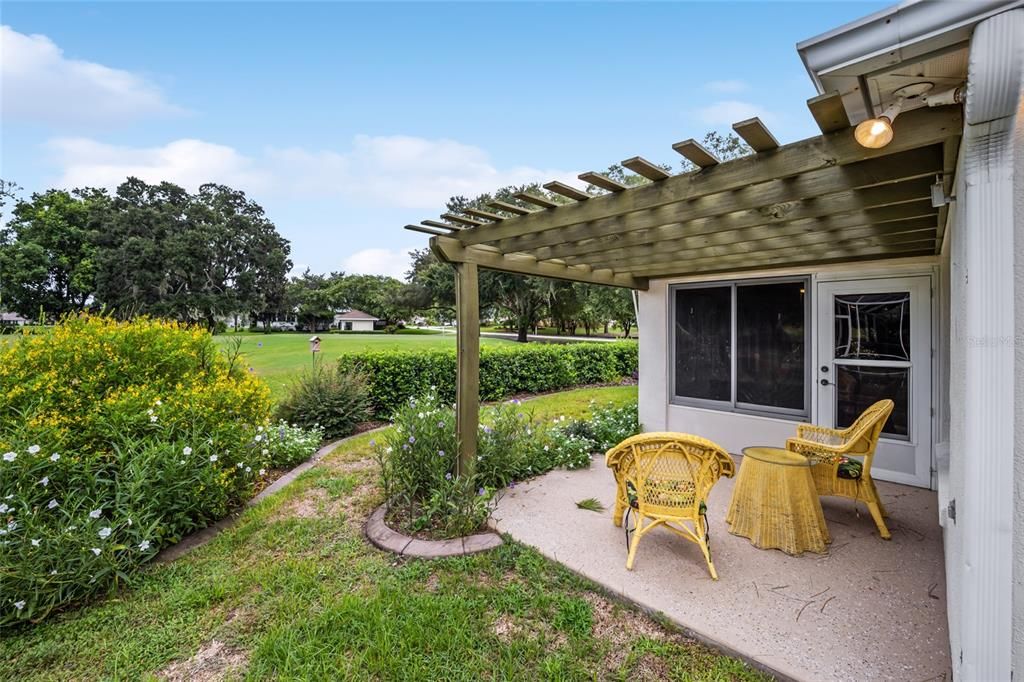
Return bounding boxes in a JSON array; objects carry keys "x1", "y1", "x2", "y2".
[{"x1": 403, "y1": 94, "x2": 962, "y2": 473}]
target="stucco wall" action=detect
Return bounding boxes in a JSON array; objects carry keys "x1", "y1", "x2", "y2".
[{"x1": 1013, "y1": 62, "x2": 1024, "y2": 680}]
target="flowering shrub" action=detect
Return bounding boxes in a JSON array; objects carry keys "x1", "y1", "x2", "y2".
[
  {"x1": 0, "y1": 316, "x2": 320, "y2": 627},
  {"x1": 263, "y1": 421, "x2": 325, "y2": 469},
  {"x1": 373, "y1": 392, "x2": 639, "y2": 538}
]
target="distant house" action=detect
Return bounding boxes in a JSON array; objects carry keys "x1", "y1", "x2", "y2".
[
  {"x1": 0, "y1": 312, "x2": 28, "y2": 327},
  {"x1": 332, "y1": 309, "x2": 379, "y2": 331}
]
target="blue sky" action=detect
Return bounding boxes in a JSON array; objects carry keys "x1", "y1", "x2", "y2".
[{"x1": 2, "y1": 1, "x2": 889, "y2": 278}]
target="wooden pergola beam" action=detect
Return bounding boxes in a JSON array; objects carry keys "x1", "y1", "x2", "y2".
[
  {"x1": 579, "y1": 171, "x2": 628, "y2": 193},
  {"x1": 621, "y1": 235, "x2": 938, "y2": 278},
  {"x1": 492, "y1": 144, "x2": 942, "y2": 254},
  {"x1": 535, "y1": 177, "x2": 934, "y2": 261},
  {"x1": 453, "y1": 261, "x2": 479, "y2": 477},
  {"x1": 673, "y1": 139, "x2": 720, "y2": 167},
  {"x1": 621, "y1": 156, "x2": 671, "y2": 181},
  {"x1": 488, "y1": 200, "x2": 535, "y2": 216},
  {"x1": 732, "y1": 117, "x2": 779, "y2": 152},
  {"x1": 577, "y1": 214, "x2": 938, "y2": 270},
  {"x1": 543, "y1": 181, "x2": 590, "y2": 202},
  {"x1": 422, "y1": 219, "x2": 462, "y2": 231},
  {"x1": 429, "y1": 235, "x2": 647, "y2": 290},
  {"x1": 454, "y1": 105, "x2": 961, "y2": 247},
  {"x1": 463, "y1": 208, "x2": 504, "y2": 222},
  {"x1": 569, "y1": 204, "x2": 938, "y2": 269},
  {"x1": 807, "y1": 91, "x2": 851, "y2": 134},
  {"x1": 513, "y1": 192, "x2": 559, "y2": 209},
  {"x1": 405, "y1": 224, "x2": 448, "y2": 236},
  {"x1": 442, "y1": 213, "x2": 485, "y2": 227}
]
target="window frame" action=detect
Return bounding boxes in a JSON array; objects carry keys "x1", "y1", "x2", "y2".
[{"x1": 669, "y1": 276, "x2": 811, "y2": 420}]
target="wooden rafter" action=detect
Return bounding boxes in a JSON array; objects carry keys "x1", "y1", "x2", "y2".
[
  {"x1": 454, "y1": 106, "x2": 961, "y2": 248},
  {"x1": 579, "y1": 172, "x2": 628, "y2": 192},
  {"x1": 534, "y1": 177, "x2": 934, "y2": 262},
  {"x1": 807, "y1": 91, "x2": 851, "y2": 134},
  {"x1": 422, "y1": 219, "x2": 462, "y2": 231},
  {"x1": 513, "y1": 192, "x2": 559, "y2": 209},
  {"x1": 543, "y1": 181, "x2": 590, "y2": 202},
  {"x1": 488, "y1": 200, "x2": 534, "y2": 216},
  {"x1": 621, "y1": 157, "x2": 671, "y2": 181},
  {"x1": 732, "y1": 117, "x2": 779, "y2": 152},
  {"x1": 405, "y1": 224, "x2": 447, "y2": 236},
  {"x1": 673, "y1": 139, "x2": 719, "y2": 167},
  {"x1": 490, "y1": 144, "x2": 943, "y2": 254},
  {"x1": 463, "y1": 208, "x2": 504, "y2": 221},
  {"x1": 442, "y1": 213, "x2": 485, "y2": 227},
  {"x1": 429, "y1": 235, "x2": 647, "y2": 290}
]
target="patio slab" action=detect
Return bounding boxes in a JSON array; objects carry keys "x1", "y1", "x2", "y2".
[{"x1": 492, "y1": 456, "x2": 950, "y2": 682}]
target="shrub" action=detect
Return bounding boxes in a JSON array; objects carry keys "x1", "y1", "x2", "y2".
[
  {"x1": 0, "y1": 316, "x2": 319, "y2": 627},
  {"x1": 275, "y1": 366, "x2": 371, "y2": 440},
  {"x1": 340, "y1": 341, "x2": 638, "y2": 417},
  {"x1": 373, "y1": 393, "x2": 627, "y2": 538},
  {"x1": 260, "y1": 421, "x2": 326, "y2": 469}
]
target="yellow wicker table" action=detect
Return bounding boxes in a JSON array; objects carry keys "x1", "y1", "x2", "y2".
[{"x1": 726, "y1": 446, "x2": 830, "y2": 555}]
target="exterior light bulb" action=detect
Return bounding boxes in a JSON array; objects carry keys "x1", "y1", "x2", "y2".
[{"x1": 854, "y1": 97, "x2": 904, "y2": 149}]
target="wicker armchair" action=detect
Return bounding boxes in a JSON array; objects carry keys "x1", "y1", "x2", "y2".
[
  {"x1": 785, "y1": 399, "x2": 895, "y2": 539},
  {"x1": 605, "y1": 433, "x2": 735, "y2": 579}
]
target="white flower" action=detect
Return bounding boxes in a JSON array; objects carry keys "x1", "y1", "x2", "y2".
[
  {"x1": 98, "y1": 527, "x2": 112, "y2": 539},
  {"x1": 261, "y1": 449, "x2": 269, "y2": 456},
  {"x1": 183, "y1": 446, "x2": 192, "y2": 456},
  {"x1": 27, "y1": 445, "x2": 40, "y2": 454},
  {"x1": 3, "y1": 452, "x2": 16, "y2": 462},
  {"x1": 38, "y1": 476, "x2": 49, "y2": 487},
  {"x1": 209, "y1": 454, "x2": 218, "y2": 462},
  {"x1": 245, "y1": 466, "x2": 251, "y2": 473},
  {"x1": 0, "y1": 504, "x2": 7, "y2": 514},
  {"x1": 236, "y1": 462, "x2": 243, "y2": 469},
  {"x1": 258, "y1": 468, "x2": 266, "y2": 476},
  {"x1": 126, "y1": 518, "x2": 132, "y2": 526},
  {"x1": 418, "y1": 412, "x2": 425, "y2": 419},
  {"x1": 50, "y1": 570, "x2": 57, "y2": 575},
  {"x1": 254, "y1": 434, "x2": 263, "y2": 442},
  {"x1": 14, "y1": 600, "x2": 25, "y2": 611},
  {"x1": 544, "y1": 445, "x2": 550, "y2": 451},
  {"x1": 257, "y1": 425, "x2": 264, "y2": 432},
  {"x1": 91, "y1": 548, "x2": 101, "y2": 556},
  {"x1": 49, "y1": 453, "x2": 60, "y2": 462},
  {"x1": 3, "y1": 494, "x2": 11, "y2": 500},
  {"x1": 89, "y1": 508, "x2": 102, "y2": 518},
  {"x1": 138, "y1": 540, "x2": 150, "y2": 552},
  {"x1": 179, "y1": 460, "x2": 185, "y2": 465},
  {"x1": 150, "y1": 415, "x2": 158, "y2": 423},
  {"x1": 155, "y1": 399, "x2": 162, "y2": 406},
  {"x1": 31, "y1": 539, "x2": 40, "y2": 547},
  {"x1": 146, "y1": 408, "x2": 154, "y2": 416}
]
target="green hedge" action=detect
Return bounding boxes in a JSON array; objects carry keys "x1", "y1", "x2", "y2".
[{"x1": 337, "y1": 341, "x2": 638, "y2": 417}]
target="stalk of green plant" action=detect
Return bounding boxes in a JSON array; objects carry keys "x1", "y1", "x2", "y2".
[
  {"x1": 374, "y1": 391, "x2": 640, "y2": 538},
  {"x1": 275, "y1": 365, "x2": 371, "y2": 440},
  {"x1": 0, "y1": 316, "x2": 322, "y2": 627}
]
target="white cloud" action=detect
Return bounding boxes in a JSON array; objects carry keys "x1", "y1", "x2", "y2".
[
  {"x1": 341, "y1": 247, "x2": 415, "y2": 279},
  {"x1": 46, "y1": 138, "x2": 269, "y2": 191},
  {"x1": 1, "y1": 25, "x2": 181, "y2": 125},
  {"x1": 44, "y1": 134, "x2": 576, "y2": 210},
  {"x1": 695, "y1": 100, "x2": 774, "y2": 126},
  {"x1": 705, "y1": 80, "x2": 747, "y2": 94}
]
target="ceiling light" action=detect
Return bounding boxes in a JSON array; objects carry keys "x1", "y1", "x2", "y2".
[{"x1": 854, "y1": 98, "x2": 903, "y2": 149}]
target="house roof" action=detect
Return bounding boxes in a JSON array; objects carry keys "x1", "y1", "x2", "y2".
[
  {"x1": 0, "y1": 312, "x2": 28, "y2": 323},
  {"x1": 335, "y1": 309, "x2": 379, "y2": 321},
  {"x1": 403, "y1": 100, "x2": 961, "y2": 289}
]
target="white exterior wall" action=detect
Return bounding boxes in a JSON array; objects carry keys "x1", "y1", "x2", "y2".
[
  {"x1": 945, "y1": 10, "x2": 1023, "y2": 680},
  {"x1": 350, "y1": 319, "x2": 375, "y2": 332},
  {"x1": 637, "y1": 257, "x2": 942, "y2": 456}
]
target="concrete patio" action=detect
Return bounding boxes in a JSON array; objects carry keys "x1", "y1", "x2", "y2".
[{"x1": 492, "y1": 454, "x2": 950, "y2": 682}]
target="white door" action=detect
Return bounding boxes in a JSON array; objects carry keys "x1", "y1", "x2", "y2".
[{"x1": 816, "y1": 276, "x2": 932, "y2": 487}]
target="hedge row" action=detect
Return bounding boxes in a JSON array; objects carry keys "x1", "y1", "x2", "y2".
[{"x1": 337, "y1": 341, "x2": 638, "y2": 417}]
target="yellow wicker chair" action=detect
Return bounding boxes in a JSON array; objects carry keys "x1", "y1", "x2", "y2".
[
  {"x1": 785, "y1": 399, "x2": 895, "y2": 539},
  {"x1": 604, "y1": 433, "x2": 735, "y2": 579}
]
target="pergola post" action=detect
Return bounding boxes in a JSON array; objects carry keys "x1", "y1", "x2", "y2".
[{"x1": 454, "y1": 261, "x2": 479, "y2": 477}]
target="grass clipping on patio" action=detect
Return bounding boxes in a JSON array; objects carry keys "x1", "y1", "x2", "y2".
[{"x1": 576, "y1": 497, "x2": 606, "y2": 513}]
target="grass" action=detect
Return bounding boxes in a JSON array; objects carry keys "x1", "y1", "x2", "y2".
[
  {"x1": 0, "y1": 385, "x2": 768, "y2": 681},
  {"x1": 220, "y1": 331, "x2": 515, "y2": 399}
]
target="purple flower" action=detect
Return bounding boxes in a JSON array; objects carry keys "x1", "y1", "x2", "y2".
[
  {"x1": 437, "y1": 421, "x2": 445, "y2": 428},
  {"x1": 445, "y1": 472, "x2": 453, "y2": 480},
  {"x1": 370, "y1": 439, "x2": 376, "y2": 447},
  {"x1": 509, "y1": 481, "x2": 516, "y2": 488},
  {"x1": 477, "y1": 487, "x2": 485, "y2": 496},
  {"x1": 402, "y1": 444, "x2": 410, "y2": 451},
  {"x1": 438, "y1": 450, "x2": 445, "y2": 457},
  {"x1": 257, "y1": 342, "x2": 263, "y2": 347},
  {"x1": 409, "y1": 436, "x2": 416, "y2": 444},
  {"x1": 248, "y1": 367, "x2": 254, "y2": 373}
]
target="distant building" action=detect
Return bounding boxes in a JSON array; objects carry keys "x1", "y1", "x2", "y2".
[
  {"x1": 0, "y1": 312, "x2": 28, "y2": 327},
  {"x1": 332, "y1": 309, "x2": 379, "y2": 331}
]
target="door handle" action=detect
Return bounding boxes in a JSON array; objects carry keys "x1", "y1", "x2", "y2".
[{"x1": 820, "y1": 378, "x2": 834, "y2": 386}]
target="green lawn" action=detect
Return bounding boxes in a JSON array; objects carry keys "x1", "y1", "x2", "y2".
[
  {"x1": 222, "y1": 331, "x2": 515, "y2": 400},
  {"x1": 0, "y1": 385, "x2": 768, "y2": 682}
]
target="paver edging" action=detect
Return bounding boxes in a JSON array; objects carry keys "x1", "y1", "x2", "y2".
[
  {"x1": 365, "y1": 503, "x2": 503, "y2": 558},
  {"x1": 155, "y1": 427, "x2": 387, "y2": 564}
]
